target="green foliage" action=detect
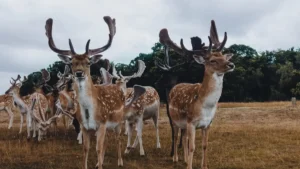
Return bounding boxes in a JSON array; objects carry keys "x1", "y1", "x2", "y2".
[{"x1": 19, "y1": 43, "x2": 300, "y2": 102}]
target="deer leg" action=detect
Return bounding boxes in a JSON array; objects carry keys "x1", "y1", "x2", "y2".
[
  {"x1": 32, "y1": 121, "x2": 37, "y2": 138},
  {"x1": 182, "y1": 129, "x2": 188, "y2": 163},
  {"x1": 173, "y1": 125, "x2": 179, "y2": 162},
  {"x1": 26, "y1": 112, "x2": 32, "y2": 139},
  {"x1": 125, "y1": 121, "x2": 133, "y2": 154},
  {"x1": 77, "y1": 129, "x2": 83, "y2": 145},
  {"x1": 136, "y1": 116, "x2": 145, "y2": 156},
  {"x1": 82, "y1": 129, "x2": 90, "y2": 169},
  {"x1": 115, "y1": 125, "x2": 123, "y2": 166},
  {"x1": 178, "y1": 129, "x2": 184, "y2": 148},
  {"x1": 152, "y1": 110, "x2": 161, "y2": 149},
  {"x1": 95, "y1": 124, "x2": 106, "y2": 169},
  {"x1": 124, "y1": 120, "x2": 129, "y2": 135},
  {"x1": 19, "y1": 113, "x2": 24, "y2": 134},
  {"x1": 201, "y1": 128, "x2": 209, "y2": 169},
  {"x1": 5, "y1": 107, "x2": 14, "y2": 129},
  {"x1": 187, "y1": 123, "x2": 196, "y2": 169}
]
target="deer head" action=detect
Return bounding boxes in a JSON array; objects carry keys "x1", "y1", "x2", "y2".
[
  {"x1": 159, "y1": 20, "x2": 234, "y2": 75},
  {"x1": 45, "y1": 16, "x2": 116, "y2": 82},
  {"x1": 111, "y1": 60, "x2": 146, "y2": 93},
  {"x1": 56, "y1": 65, "x2": 72, "y2": 90},
  {"x1": 5, "y1": 75, "x2": 21, "y2": 95}
]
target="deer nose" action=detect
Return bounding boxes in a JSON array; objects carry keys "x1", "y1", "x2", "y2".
[
  {"x1": 75, "y1": 71, "x2": 84, "y2": 77},
  {"x1": 227, "y1": 62, "x2": 235, "y2": 69}
]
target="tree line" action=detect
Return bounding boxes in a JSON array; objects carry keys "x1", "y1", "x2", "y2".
[{"x1": 19, "y1": 43, "x2": 300, "y2": 102}]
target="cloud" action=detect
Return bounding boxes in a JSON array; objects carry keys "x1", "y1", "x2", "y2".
[{"x1": 0, "y1": 0, "x2": 299, "y2": 94}]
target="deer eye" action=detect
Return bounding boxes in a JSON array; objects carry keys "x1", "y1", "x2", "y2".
[{"x1": 87, "y1": 62, "x2": 91, "y2": 66}]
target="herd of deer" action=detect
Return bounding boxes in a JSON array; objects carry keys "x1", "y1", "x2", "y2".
[{"x1": 0, "y1": 16, "x2": 235, "y2": 169}]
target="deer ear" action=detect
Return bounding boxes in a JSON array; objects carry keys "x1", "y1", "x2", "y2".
[
  {"x1": 193, "y1": 55, "x2": 205, "y2": 64},
  {"x1": 90, "y1": 55, "x2": 102, "y2": 65},
  {"x1": 225, "y1": 53, "x2": 233, "y2": 61},
  {"x1": 58, "y1": 54, "x2": 71, "y2": 64}
]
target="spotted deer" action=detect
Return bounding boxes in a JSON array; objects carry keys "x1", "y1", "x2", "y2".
[
  {"x1": 45, "y1": 16, "x2": 146, "y2": 169},
  {"x1": 157, "y1": 20, "x2": 235, "y2": 169},
  {"x1": 111, "y1": 60, "x2": 161, "y2": 155},
  {"x1": 5, "y1": 75, "x2": 36, "y2": 138},
  {"x1": 0, "y1": 94, "x2": 16, "y2": 129}
]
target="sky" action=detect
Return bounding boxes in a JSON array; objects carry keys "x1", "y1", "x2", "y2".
[{"x1": 0, "y1": 0, "x2": 299, "y2": 94}]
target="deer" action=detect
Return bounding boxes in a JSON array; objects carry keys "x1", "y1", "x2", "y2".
[
  {"x1": 0, "y1": 94, "x2": 16, "y2": 129},
  {"x1": 156, "y1": 20, "x2": 235, "y2": 169},
  {"x1": 5, "y1": 75, "x2": 36, "y2": 138},
  {"x1": 155, "y1": 33, "x2": 207, "y2": 156},
  {"x1": 111, "y1": 60, "x2": 161, "y2": 155},
  {"x1": 45, "y1": 16, "x2": 146, "y2": 169}
]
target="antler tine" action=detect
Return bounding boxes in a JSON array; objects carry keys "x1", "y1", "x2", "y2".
[
  {"x1": 68, "y1": 39, "x2": 76, "y2": 55},
  {"x1": 120, "y1": 60, "x2": 146, "y2": 80},
  {"x1": 45, "y1": 18, "x2": 71, "y2": 55},
  {"x1": 112, "y1": 64, "x2": 120, "y2": 79},
  {"x1": 88, "y1": 16, "x2": 116, "y2": 55},
  {"x1": 159, "y1": 29, "x2": 185, "y2": 56},
  {"x1": 210, "y1": 20, "x2": 227, "y2": 52}
]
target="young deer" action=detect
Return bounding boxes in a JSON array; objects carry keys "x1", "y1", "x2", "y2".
[
  {"x1": 111, "y1": 60, "x2": 161, "y2": 155},
  {"x1": 0, "y1": 94, "x2": 16, "y2": 129},
  {"x1": 158, "y1": 21, "x2": 235, "y2": 169},
  {"x1": 45, "y1": 16, "x2": 146, "y2": 169}
]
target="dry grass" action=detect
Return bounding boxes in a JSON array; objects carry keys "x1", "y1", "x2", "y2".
[{"x1": 1, "y1": 102, "x2": 300, "y2": 169}]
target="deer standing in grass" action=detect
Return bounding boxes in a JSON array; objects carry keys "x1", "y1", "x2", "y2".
[
  {"x1": 111, "y1": 60, "x2": 161, "y2": 155},
  {"x1": 45, "y1": 16, "x2": 146, "y2": 169},
  {"x1": 0, "y1": 94, "x2": 16, "y2": 129},
  {"x1": 5, "y1": 75, "x2": 35, "y2": 138},
  {"x1": 157, "y1": 20, "x2": 235, "y2": 169}
]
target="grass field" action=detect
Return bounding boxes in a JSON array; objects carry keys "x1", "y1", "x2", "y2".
[{"x1": 0, "y1": 101, "x2": 300, "y2": 169}]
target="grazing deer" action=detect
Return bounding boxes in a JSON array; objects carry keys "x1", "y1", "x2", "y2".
[
  {"x1": 111, "y1": 60, "x2": 161, "y2": 155},
  {"x1": 45, "y1": 16, "x2": 146, "y2": 169},
  {"x1": 157, "y1": 20, "x2": 235, "y2": 169},
  {"x1": 0, "y1": 94, "x2": 16, "y2": 129}
]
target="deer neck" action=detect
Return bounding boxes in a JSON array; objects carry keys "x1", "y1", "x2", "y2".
[
  {"x1": 198, "y1": 68, "x2": 224, "y2": 107},
  {"x1": 73, "y1": 75, "x2": 97, "y2": 130},
  {"x1": 12, "y1": 90, "x2": 27, "y2": 113}
]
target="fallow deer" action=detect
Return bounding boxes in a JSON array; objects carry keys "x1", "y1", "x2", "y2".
[
  {"x1": 5, "y1": 75, "x2": 36, "y2": 138},
  {"x1": 45, "y1": 16, "x2": 146, "y2": 169},
  {"x1": 157, "y1": 20, "x2": 235, "y2": 169},
  {"x1": 0, "y1": 94, "x2": 16, "y2": 129},
  {"x1": 111, "y1": 60, "x2": 161, "y2": 155}
]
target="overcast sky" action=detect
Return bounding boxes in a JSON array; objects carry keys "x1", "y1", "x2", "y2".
[{"x1": 0, "y1": 0, "x2": 299, "y2": 94}]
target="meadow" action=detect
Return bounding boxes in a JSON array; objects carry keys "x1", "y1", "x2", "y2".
[{"x1": 0, "y1": 101, "x2": 300, "y2": 169}]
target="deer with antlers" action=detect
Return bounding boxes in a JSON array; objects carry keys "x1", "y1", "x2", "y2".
[
  {"x1": 0, "y1": 94, "x2": 16, "y2": 129},
  {"x1": 45, "y1": 16, "x2": 146, "y2": 169},
  {"x1": 5, "y1": 75, "x2": 35, "y2": 138},
  {"x1": 111, "y1": 60, "x2": 161, "y2": 155},
  {"x1": 156, "y1": 21, "x2": 235, "y2": 169}
]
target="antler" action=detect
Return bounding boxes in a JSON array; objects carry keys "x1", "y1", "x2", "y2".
[
  {"x1": 155, "y1": 46, "x2": 187, "y2": 71},
  {"x1": 210, "y1": 20, "x2": 227, "y2": 52},
  {"x1": 46, "y1": 16, "x2": 116, "y2": 56},
  {"x1": 86, "y1": 16, "x2": 116, "y2": 56},
  {"x1": 118, "y1": 60, "x2": 146, "y2": 80},
  {"x1": 10, "y1": 75, "x2": 21, "y2": 85},
  {"x1": 45, "y1": 19, "x2": 72, "y2": 55}
]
